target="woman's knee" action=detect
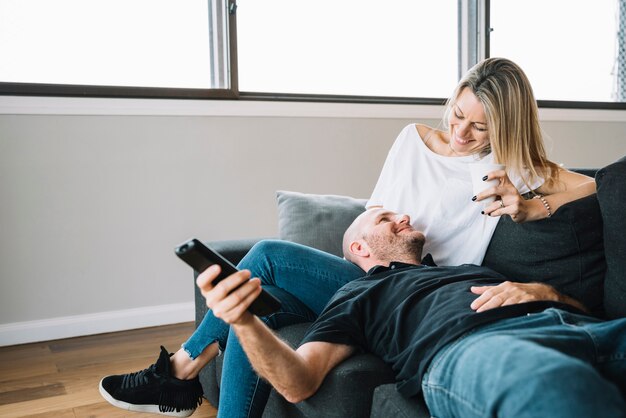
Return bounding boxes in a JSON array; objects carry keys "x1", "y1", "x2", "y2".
[
  {"x1": 238, "y1": 239, "x2": 285, "y2": 272},
  {"x1": 243, "y1": 239, "x2": 284, "y2": 261}
]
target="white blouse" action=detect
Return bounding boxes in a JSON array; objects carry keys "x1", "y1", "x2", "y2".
[{"x1": 367, "y1": 124, "x2": 542, "y2": 266}]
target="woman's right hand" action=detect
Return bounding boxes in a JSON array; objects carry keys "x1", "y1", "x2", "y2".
[
  {"x1": 474, "y1": 169, "x2": 532, "y2": 223},
  {"x1": 478, "y1": 168, "x2": 596, "y2": 223}
]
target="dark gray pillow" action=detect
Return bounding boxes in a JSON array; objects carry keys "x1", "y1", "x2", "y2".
[
  {"x1": 482, "y1": 193, "x2": 606, "y2": 316},
  {"x1": 276, "y1": 191, "x2": 367, "y2": 257},
  {"x1": 596, "y1": 155, "x2": 626, "y2": 319}
]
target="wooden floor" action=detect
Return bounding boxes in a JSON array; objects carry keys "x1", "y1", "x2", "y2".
[{"x1": 0, "y1": 322, "x2": 217, "y2": 418}]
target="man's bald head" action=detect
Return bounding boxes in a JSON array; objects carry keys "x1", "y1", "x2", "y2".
[{"x1": 342, "y1": 208, "x2": 424, "y2": 271}]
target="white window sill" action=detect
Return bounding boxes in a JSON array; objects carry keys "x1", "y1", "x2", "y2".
[{"x1": 1, "y1": 96, "x2": 625, "y2": 122}]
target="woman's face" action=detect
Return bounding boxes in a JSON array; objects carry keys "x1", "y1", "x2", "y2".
[{"x1": 448, "y1": 88, "x2": 490, "y2": 155}]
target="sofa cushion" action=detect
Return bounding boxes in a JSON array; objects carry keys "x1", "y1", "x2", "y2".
[
  {"x1": 596, "y1": 155, "x2": 626, "y2": 318},
  {"x1": 371, "y1": 384, "x2": 430, "y2": 418},
  {"x1": 482, "y1": 194, "x2": 606, "y2": 315},
  {"x1": 276, "y1": 190, "x2": 367, "y2": 257}
]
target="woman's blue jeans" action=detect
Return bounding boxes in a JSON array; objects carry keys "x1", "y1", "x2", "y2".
[
  {"x1": 422, "y1": 308, "x2": 626, "y2": 418},
  {"x1": 181, "y1": 240, "x2": 364, "y2": 418}
]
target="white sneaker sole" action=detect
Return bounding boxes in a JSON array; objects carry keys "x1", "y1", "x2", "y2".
[{"x1": 98, "y1": 378, "x2": 196, "y2": 417}]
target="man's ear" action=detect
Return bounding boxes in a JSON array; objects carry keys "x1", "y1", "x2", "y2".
[{"x1": 349, "y1": 240, "x2": 370, "y2": 258}]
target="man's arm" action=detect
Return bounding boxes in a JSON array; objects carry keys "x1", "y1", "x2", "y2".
[
  {"x1": 197, "y1": 265, "x2": 355, "y2": 403},
  {"x1": 470, "y1": 281, "x2": 588, "y2": 313},
  {"x1": 233, "y1": 315, "x2": 354, "y2": 402}
]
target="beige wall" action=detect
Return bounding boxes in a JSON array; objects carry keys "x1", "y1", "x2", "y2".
[{"x1": 0, "y1": 102, "x2": 624, "y2": 344}]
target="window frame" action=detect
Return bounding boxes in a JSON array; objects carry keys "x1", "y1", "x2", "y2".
[{"x1": 0, "y1": 0, "x2": 624, "y2": 110}]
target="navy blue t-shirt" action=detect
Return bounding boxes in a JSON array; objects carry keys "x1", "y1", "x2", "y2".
[{"x1": 299, "y1": 262, "x2": 573, "y2": 398}]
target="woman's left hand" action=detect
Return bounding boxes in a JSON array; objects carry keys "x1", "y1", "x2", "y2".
[{"x1": 474, "y1": 169, "x2": 530, "y2": 223}]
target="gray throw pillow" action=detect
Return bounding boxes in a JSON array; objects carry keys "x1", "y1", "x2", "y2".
[
  {"x1": 596, "y1": 155, "x2": 626, "y2": 319},
  {"x1": 482, "y1": 193, "x2": 606, "y2": 316},
  {"x1": 276, "y1": 191, "x2": 367, "y2": 257}
]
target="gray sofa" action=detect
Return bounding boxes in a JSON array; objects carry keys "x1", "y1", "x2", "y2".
[{"x1": 194, "y1": 157, "x2": 626, "y2": 417}]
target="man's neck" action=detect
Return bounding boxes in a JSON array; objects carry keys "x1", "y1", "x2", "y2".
[
  {"x1": 394, "y1": 257, "x2": 421, "y2": 266},
  {"x1": 361, "y1": 257, "x2": 421, "y2": 272}
]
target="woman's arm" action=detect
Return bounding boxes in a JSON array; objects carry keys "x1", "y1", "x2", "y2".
[
  {"x1": 532, "y1": 169, "x2": 596, "y2": 217},
  {"x1": 479, "y1": 168, "x2": 595, "y2": 222}
]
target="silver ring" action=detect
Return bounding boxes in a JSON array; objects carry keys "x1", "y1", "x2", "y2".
[{"x1": 499, "y1": 200, "x2": 505, "y2": 209}]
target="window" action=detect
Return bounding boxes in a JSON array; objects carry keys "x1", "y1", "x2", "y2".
[
  {"x1": 489, "y1": 0, "x2": 621, "y2": 103},
  {"x1": 0, "y1": 0, "x2": 235, "y2": 98},
  {"x1": 236, "y1": 0, "x2": 458, "y2": 100},
  {"x1": 1, "y1": 0, "x2": 624, "y2": 108}
]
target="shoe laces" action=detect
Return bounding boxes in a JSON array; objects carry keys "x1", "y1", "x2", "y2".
[{"x1": 121, "y1": 363, "x2": 157, "y2": 389}]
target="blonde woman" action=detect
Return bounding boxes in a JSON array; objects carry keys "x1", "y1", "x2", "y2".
[{"x1": 369, "y1": 57, "x2": 594, "y2": 267}]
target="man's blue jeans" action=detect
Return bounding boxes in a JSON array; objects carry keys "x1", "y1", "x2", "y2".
[
  {"x1": 422, "y1": 308, "x2": 626, "y2": 418},
  {"x1": 181, "y1": 240, "x2": 364, "y2": 418}
]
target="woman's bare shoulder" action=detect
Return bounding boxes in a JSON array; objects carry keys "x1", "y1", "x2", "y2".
[{"x1": 415, "y1": 124, "x2": 448, "y2": 150}]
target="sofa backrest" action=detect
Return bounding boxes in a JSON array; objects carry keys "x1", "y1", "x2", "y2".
[
  {"x1": 595, "y1": 156, "x2": 626, "y2": 318},
  {"x1": 482, "y1": 192, "x2": 606, "y2": 315}
]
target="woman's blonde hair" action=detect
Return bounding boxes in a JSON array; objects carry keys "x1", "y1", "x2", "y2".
[{"x1": 444, "y1": 57, "x2": 560, "y2": 188}]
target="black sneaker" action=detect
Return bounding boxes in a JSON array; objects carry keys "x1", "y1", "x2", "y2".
[{"x1": 99, "y1": 346, "x2": 203, "y2": 417}]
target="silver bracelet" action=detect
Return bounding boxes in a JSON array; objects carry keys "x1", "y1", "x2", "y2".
[{"x1": 534, "y1": 194, "x2": 552, "y2": 218}]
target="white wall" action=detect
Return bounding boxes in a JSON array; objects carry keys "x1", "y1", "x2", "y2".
[{"x1": 1, "y1": 97, "x2": 625, "y2": 345}]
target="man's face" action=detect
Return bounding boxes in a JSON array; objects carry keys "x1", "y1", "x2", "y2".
[{"x1": 359, "y1": 209, "x2": 425, "y2": 263}]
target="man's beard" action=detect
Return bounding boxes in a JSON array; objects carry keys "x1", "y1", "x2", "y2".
[{"x1": 364, "y1": 232, "x2": 424, "y2": 264}]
